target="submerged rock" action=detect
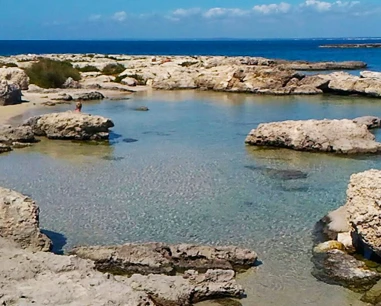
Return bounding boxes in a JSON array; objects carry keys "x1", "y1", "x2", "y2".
[
  {"x1": 70, "y1": 243, "x2": 258, "y2": 276},
  {"x1": 119, "y1": 269, "x2": 244, "y2": 306},
  {"x1": 0, "y1": 187, "x2": 51, "y2": 252},
  {"x1": 24, "y1": 112, "x2": 114, "y2": 140},
  {"x1": 133, "y1": 106, "x2": 149, "y2": 111},
  {"x1": 312, "y1": 249, "x2": 381, "y2": 292},
  {"x1": 245, "y1": 119, "x2": 381, "y2": 154}
]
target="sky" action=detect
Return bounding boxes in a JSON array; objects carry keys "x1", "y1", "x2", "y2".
[{"x1": 1, "y1": 0, "x2": 381, "y2": 39}]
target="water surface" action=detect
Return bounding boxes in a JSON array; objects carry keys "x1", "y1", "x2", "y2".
[{"x1": 2, "y1": 91, "x2": 381, "y2": 305}]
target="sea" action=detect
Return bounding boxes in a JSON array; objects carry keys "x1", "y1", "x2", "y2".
[{"x1": 1, "y1": 39, "x2": 381, "y2": 306}]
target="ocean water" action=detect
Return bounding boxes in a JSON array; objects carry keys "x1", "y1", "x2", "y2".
[
  {"x1": 1, "y1": 39, "x2": 381, "y2": 71},
  {"x1": 1, "y1": 91, "x2": 381, "y2": 305}
]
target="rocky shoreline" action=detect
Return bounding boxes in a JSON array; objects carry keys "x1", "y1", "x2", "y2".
[
  {"x1": 1, "y1": 54, "x2": 381, "y2": 106},
  {"x1": 0, "y1": 187, "x2": 258, "y2": 306}
]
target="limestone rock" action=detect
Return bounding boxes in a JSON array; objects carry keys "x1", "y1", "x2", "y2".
[
  {"x1": 24, "y1": 112, "x2": 114, "y2": 140},
  {"x1": 313, "y1": 241, "x2": 345, "y2": 253},
  {"x1": 0, "y1": 67, "x2": 29, "y2": 90},
  {"x1": 0, "y1": 125, "x2": 36, "y2": 144},
  {"x1": 0, "y1": 188, "x2": 51, "y2": 252},
  {"x1": 312, "y1": 249, "x2": 380, "y2": 292},
  {"x1": 76, "y1": 91, "x2": 105, "y2": 101},
  {"x1": 279, "y1": 60, "x2": 367, "y2": 71},
  {"x1": 0, "y1": 238, "x2": 154, "y2": 306},
  {"x1": 120, "y1": 269, "x2": 244, "y2": 306},
  {"x1": 245, "y1": 119, "x2": 381, "y2": 154},
  {"x1": 0, "y1": 143, "x2": 12, "y2": 154},
  {"x1": 62, "y1": 77, "x2": 81, "y2": 89},
  {"x1": 353, "y1": 116, "x2": 381, "y2": 129},
  {"x1": 70, "y1": 243, "x2": 258, "y2": 276},
  {"x1": 346, "y1": 170, "x2": 381, "y2": 258},
  {"x1": 0, "y1": 80, "x2": 22, "y2": 106},
  {"x1": 121, "y1": 77, "x2": 137, "y2": 86},
  {"x1": 328, "y1": 72, "x2": 381, "y2": 97},
  {"x1": 361, "y1": 71, "x2": 381, "y2": 80}
]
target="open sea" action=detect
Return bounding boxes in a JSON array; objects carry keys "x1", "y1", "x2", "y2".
[{"x1": 1, "y1": 39, "x2": 381, "y2": 305}]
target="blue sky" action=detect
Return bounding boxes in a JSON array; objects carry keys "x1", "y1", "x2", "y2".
[{"x1": 1, "y1": 0, "x2": 381, "y2": 39}]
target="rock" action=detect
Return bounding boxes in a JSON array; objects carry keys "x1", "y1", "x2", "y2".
[
  {"x1": 0, "y1": 187, "x2": 51, "y2": 251},
  {"x1": 312, "y1": 249, "x2": 381, "y2": 292},
  {"x1": 51, "y1": 93, "x2": 73, "y2": 101},
  {"x1": 24, "y1": 112, "x2": 115, "y2": 140},
  {"x1": 245, "y1": 119, "x2": 381, "y2": 154},
  {"x1": 62, "y1": 77, "x2": 81, "y2": 89},
  {"x1": 119, "y1": 269, "x2": 244, "y2": 306},
  {"x1": 279, "y1": 61, "x2": 367, "y2": 71},
  {"x1": 0, "y1": 125, "x2": 36, "y2": 144},
  {"x1": 353, "y1": 116, "x2": 381, "y2": 129},
  {"x1": 70, "y1": 243, "x2": 258, "y2": 276},
  {"x1": 0, "y1": 238, "x2": 154, "y2": 306},
  {"x1": 361, "y1": 280, "x2": 381, "y2": 304},
  {"x1": 0, "y1": 80, "x2": 22, "y2": 106},
  {"x1": 11, "y1": 141, "x2": 32, "y2": 149},
  {"x1": 121, "y1": 77, "x2": 137, "y2": 86},
  {"x1": 76, "y1": 91, "x2": 105, "y2": 101},
  {"x1": 0, "y1": 143, "x2": 12, "y2": 154},
  {"x1": 0, "y1": 67, "x2": 29, "y2": 90},
  {"x1": 134, "y1": 106, "x2": 149, "y2": 111},
  {"x1": 26, "y1": 83, "x2": 44, "y2": 93},
  {"x1": 313, "y1": 241, "x2": 345, "y2": 253},
  {"x1": 361, "y1": 71, "x2": 381, "y2": 80},
  {"x1": 327, "y1": 72, "x2": 381, "y2": 97},
  {"x1": 346, "y1": 170, "x2": 381, "y2": 258}
]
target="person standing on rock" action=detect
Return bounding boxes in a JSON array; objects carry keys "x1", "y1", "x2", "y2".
[{"x1": 75, "y1": 101, "x2": 82, "y2": 112}]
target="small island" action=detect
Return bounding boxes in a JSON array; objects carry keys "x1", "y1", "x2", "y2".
[{"x1": 320, "y1": 43, "x2": 381, "y2": 49}]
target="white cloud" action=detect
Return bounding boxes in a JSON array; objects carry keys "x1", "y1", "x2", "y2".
[
  {"x1": 253, "y1": 2, "x2": 291, "y2": 14},
  {"x1": 112, "y1": 11, "x2": 127, "y2": 22},
  {"x1": 172, "y1": 8, "x2": 202, "y2": 17},
  {"x1": 88, "y1": 14, "x2": 101, "y2": 21},
  {"x1": 203, "y1": 8, "x2": 248, "y2": 18},
  {"x1": 302, "y1": 0, "x2": 332, "y2": 12}
]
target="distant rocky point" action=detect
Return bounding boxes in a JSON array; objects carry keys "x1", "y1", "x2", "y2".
[{"x1": 320, "y1": 43, "x2": 381, "y2": 49}]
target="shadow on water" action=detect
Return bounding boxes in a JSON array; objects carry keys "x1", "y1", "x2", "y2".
[{"x1": 41, "y1": 229, "x2": 67, "y2": 255}]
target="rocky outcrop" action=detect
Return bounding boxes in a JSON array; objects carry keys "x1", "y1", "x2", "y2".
[
  {"x1": 0, "y1": 80, "x2": 22, "y2": 106},
  {"x1": 320, "y1": 43, "x2": 381, "y2": 49},
  {"x1": 361, "y1": 71, "x2": 381, "y2": 80},
  {"x1": 278, "y1": 60, "x2": 367, "y2": 71},
  {"x1": 353, "y1": 116, "x2": 381, "y2": 129},
  {"x1": 62, "y1": 77, "x2": 81, "y2": 89},
  {"x1": 245, "y1": 119, "x2": 381, "y2": 154},
  {"x1": 0, "y1": 187, "x2": 51, "y2": 252},
  {"x1": 24, "y1": 112, "x2": 114, "y2": 140},
  {"x1": 0, "y1": 238, "x2": 154, "y2": 306},
  {"x1": 0, "y1": 67, "x2": 29, "y2": 90},
  {"x1": 0, "y1": 125, "x2": 36, "y2": 144},
  {"x1": 76, "y1": 91, "x2": 105, "y2": 101},
  {"x1": 119, "y1": 269, "x2": 244, "y2": 306},
  {"x1": 70, "y1": 243, "x2": 258, "y2": 276},
  {"x1": 346, "y1": 170, "x2": 381, "y2": 258}
]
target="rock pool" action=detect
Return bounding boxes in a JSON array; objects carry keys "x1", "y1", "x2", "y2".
[{"x1": 2, "y1": 90, "x2": 381, "y2": 305}]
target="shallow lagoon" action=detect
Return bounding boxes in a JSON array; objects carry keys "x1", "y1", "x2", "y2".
[{"x1": 2, "y1": 91, "x2": 381, "y2": 305}]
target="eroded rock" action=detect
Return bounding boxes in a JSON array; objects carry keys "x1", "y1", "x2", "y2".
[
  {"x1": 24, "y1": 112, "x2": 114, "y2": 140},
  {"x1": 353, "y1": 116, "x2": 381, "y2": 129},
  {"x1": 0, "y1": 188, "x2": 51, "y2": 252},
  {"x1": 245, "y1": 119, "x2": 381, "y2": 154},
  {"x1": 0, "y1": 80, "x2": 22, "y2": 106},
  {"x1": 76, "y1": 91, "x2": 105, "y2": 101},
  {"x1": 0, "y1": 67, "x2": 29, "y2": 90},
  {"x1": 70, "y1": 242, "x2": 258, "y2": 276},
  {"x1": 0, "y1": 125, "x2": 36, "y2": 144}
]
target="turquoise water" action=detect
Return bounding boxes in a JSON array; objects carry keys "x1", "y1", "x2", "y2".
[{"x1": 2, "y1": 91, "x2": 381, "y2": 305}]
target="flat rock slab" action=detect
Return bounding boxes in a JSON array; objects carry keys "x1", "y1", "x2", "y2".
[
  {"x1": 118, "y1": 269, "x2": 244, "y2": 306},
  {"x1": 0, "y1": 187, "x2": 51, "y2": 252},
  {"x1": 353, "y1": 116, "x2": 381, "y2": 129},
  {"x1": 70, "y1": 242, "x2": 258, "y2": 276},
  {"x1": 24, "y1": 112, "x2": 114, "y2": 140},
  {"x1": 245, "y1": 119, "x2": 381, "y2": 154}
]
